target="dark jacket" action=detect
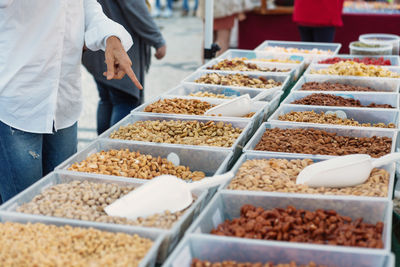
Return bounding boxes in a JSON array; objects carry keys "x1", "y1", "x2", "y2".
[{"x1": 82, "y1": 0, "x2": 165, "y2": 101}]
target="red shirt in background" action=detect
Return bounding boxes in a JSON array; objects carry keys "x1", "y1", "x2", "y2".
[{"x1": 293, "y1": 0, "x2": 345, "y2": 27}]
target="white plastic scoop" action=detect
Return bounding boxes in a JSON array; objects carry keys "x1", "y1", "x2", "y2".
[
  {"x1": 105, "y1": 171, "x2": 234, "y2": 220},
  {"x1": 204, "y1": 87, "x2": 280, "y2": 117},
  {"x1": 296, "y1": 153, "x2": 400, "y2": 188}
]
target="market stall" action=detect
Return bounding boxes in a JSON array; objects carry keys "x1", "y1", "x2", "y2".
[
  {"x1": 0, "y1": 37, "x2": 399, "y2": 266},
  {"x1": 238, "y1": 4, "x2": 400, "y2": 53}
]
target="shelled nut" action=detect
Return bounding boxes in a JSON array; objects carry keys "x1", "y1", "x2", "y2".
[
  {"x1": 191, "y1": 259, "x2": 329, "y2": 267},
  {"x1": 207, "y1": 59, "x2": 290, "y2": 72},
  {"x1": 211, "y1": 205, "x2": 384, "y2": 248},
  {"x1": 310, "y1": 61, "x2": 400, "y2": 78},
  {"x1": 68, "y1": 149, "x2": 206, "y2": 181},
  {"x1": 278, "y1": 111, "x2": 396, "y2": 128},
  {"x1": 300, "y1": 82, "x2": 380, "y2": 92},
  {"x1": 228, "y1": 158, "x2": 389, "y2": 197},
  {"x1": 254, "y1": 128, "x2": 392, "y2": 158},
  {"x1": 189, "y1": 91, "x2": 233, "y2": 99},
  {"x1": 110, "y1": 120, "x2": 243, "y2": 148},
  {"x1": 17, "y1": 180, "x2": 191, "y2": 229},
  {"x1": 144, "y1": 98, "x2": 214, "y2": 115},
  {"x1": 195, "y1": 73, "x2": 282, "y2": 89},
  {"x1": 291, "y1": 93, "x2": 393, "y2": 108},
  {"x1": 0, "y1": 222, "x2": 153, "y2": 266}
]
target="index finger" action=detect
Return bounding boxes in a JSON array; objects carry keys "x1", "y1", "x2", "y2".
[{"x1": 123, "y1": 65, "x2": 143, "y2": 90}]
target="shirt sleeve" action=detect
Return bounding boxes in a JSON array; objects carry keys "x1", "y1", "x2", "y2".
[{"x1": 83, "y1": 0, "x2": 133, "y2": 52}]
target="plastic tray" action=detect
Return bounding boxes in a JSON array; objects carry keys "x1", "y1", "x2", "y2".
[
  {"x1": 268, "y1": 104, "x2": 400, "y2": 129},
  {"x1": 181, "y1": 70, "x2": 291, "y2": 96},
  {"x1": 360, "y1": 33, "x2": 400, "y2": 55},
  {"x1": 132, "y1": 95, "x2": 270, "y2": 131},
  {"x1": 254, "y1": 40, "x2": 341, "y2": 64},
  {"x1": 291, "y1": 75, "x2": 400, "y2": 93},
  {"x1": 0, "y1": 210, "x2": 164, "y2": 267},
  {"x1": 163, "y1": 235, "x2": 395, "y2": 267},
  {"x1": 305, "y1": 63, "x2": 400, "y2": 80},
  {"x1": 215, "y1": 49, "x2": 306, "y2": 77},
  {"x1": 282, "y1": 91, "x2": 399, "y2": 109},
  {"x1": 55, "y1": 139, "x2": 233, "y2": 179},
  {"x1": 350, "y1": 41, "x2": 393, "y2": 56},
  {"x1": 0, "y1": 171, "x2": 207, "y2": 262},
  {"x1": 200, "y1": 58, "x2": 299, "y2": 80},
  {"x1": 313, "y1": 54, "x2": 400, "y2": 66},
  {"x1": 222, "y1": 151, "x2": 396, "y2": 202},
  {"x1": 98, "y1": 113, "x2": 253, "y2": 160},
  {"x1": 186, "y1": 191, "x2": 392, "y2": 251},
  {"x1": 243, "y1": 121, "x2": 398, "y2": 156}
]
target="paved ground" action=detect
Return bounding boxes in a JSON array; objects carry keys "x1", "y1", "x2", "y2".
[{"x1": 78, "y1": 4, "x2": 203, "y2": 150}]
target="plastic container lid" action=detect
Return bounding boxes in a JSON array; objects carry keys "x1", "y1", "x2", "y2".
[
  {"x1": 360, "y1": 34, "x2": 400, "y2": 55},
  {"x1": 349, "y1": 41, "x2": 392, "y2": 56}
]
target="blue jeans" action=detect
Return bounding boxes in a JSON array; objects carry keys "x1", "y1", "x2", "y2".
[
  {"x1": 156, "y1": 0, "x2": 173, "y2": 9},
  {"x1": 96, "y1": 81, "x2": 141, "y2": 135},
  {"x1": 0, "y1": 121, "x2": 77, "y2": 202},
  {"x1": 183, "y1": 0, "x2": 198, "y2": 11}
]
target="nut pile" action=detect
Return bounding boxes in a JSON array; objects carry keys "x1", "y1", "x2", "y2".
[
  {"x1": 278, "y1": 111, "x2": 396, "y2": 128},
  {"x1": 264, "y1": 46, "x2": 333, "y2": 55},
  {"x1": 300, "y1": 82, "x2": 380, "y2": 92},
  {"x1": 291, "y1": 93, "x2": 393, "y2": 108},
  {"x1": 144, "y1": 98, "x2": 214, "y2": 115},
  {"x1": 310, "y1": 61, "x2": 400, "y2": 78},
  {"x1": 254, "y1": 128, "x2": 392, "y2": 158},
  {"x1": 189, "y1": 91, "x2": 233, "y2": 99},
  {"x1": 68, "y1": 149, "x2": 206, "y2": 181},
  {"x1": 191, "y1": 259, "x2": 328, "y2": 267},
  {"x1": 110, "y1": 120, "x2": 243, "y2": 148},
  {"x1": 0, "y1": 222, "x2": 153, "y2": 267},
  {"x1": 251, "y1": 58, "x2": 301, "y2": 64},
  {"x1": 207, "y1": 59, "x2": 290, "y2": 72},
  {"x1": 211, "y1": 205, "x2": 384, "y2": 248},
  {"x1": 195, "y1": 73, "x2": 282, "y2": 89},
  {"x1": 17, "y1": 180, "x2": 188, "y2": 229},
  {"x1": 228, "y1": 158, "x2": 389, "y2": 197}
]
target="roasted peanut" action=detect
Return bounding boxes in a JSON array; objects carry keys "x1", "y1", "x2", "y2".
[{"x1": 0, "y1": 222, "x2": 153, "y2": 267}]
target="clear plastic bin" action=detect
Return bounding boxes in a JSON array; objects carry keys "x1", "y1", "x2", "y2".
[
  {"x1": 313, "y1": 54, "x2": 400, "y2": 66},
  {"x1": 215, "y1": 49, "x2": 306, "y2": 77},
  {"x1": 164, "y1": 83, "x2": 276, "y2": 101},
  {"x1": 56, "y1": 139, "x2": 233, "y2": 179},
  {"x1": 305, "y1": 63, "x2": 400, "y2": 80},
  {"x1": 98, "y1": 113, "x2": 253, "y2": 160},
  {"x1": 0, "y1": 210, "x2": 164, "y2": 267},
  {"x1": 254, "y1": 40, "x2": 341, "y2": 64},
  {"x1": 181, "y1": 70, "x2": 291, "y2": 95},
  {"x1": 186, "y1": 191, "x2": 392, "y2": 251},
  {"x1": 268, "y1": 104, "x2": 400, "y2": 129},
  {"x1": 163, "y1": 235, "x2": 395, "y2": 267},
  {"x1": 291, "y1": 75, "x2": 400, "y2": 93},
  {"x1": 360, "y1": 34, "x2": 400, "y2": 55},
  {"x1": 222, "y1": 152, "x2": 395, "y2": 202},
  {"x1": 350, "y1": 42, "x2": 393, "y2": 56},
  {"x1": 132, "y1": 95, "x2": 270, "y2": 131},
  {"x1": 282, "y1": 91, "x2": 399, "y2": 109},
  {"x1": 200, "y1": 58, "x2": 299, "y2": 80},
  {"x1": 243, "y1": 121, "x2": 398, "y2": 156},
  {"x1": 0, "y1": 171, "x2": 207, "y2": 263}
]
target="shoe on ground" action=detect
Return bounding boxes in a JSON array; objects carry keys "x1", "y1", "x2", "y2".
[
  {"x1": 152, "y1": 7, "x2": 161, "y2": 17},
  {"x1": 181, "y1": 9, "x2": 189, "y2": 16},
  {"x1": 162, "y1": 8, "x2": 173, "y2": 18}
]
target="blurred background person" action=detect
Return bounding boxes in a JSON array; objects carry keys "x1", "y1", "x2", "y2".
[
  {"x1": 182, "y1": 0, "x2": 198, "y2": 16},
  {"x1": 198, "y1": 0, "x2": 250, "y2": 57},
  {"x1": 152, "y1": 0, "x2": 173, "y2": 18},
  {"x1": 293, "y1": 0, "x2": 345, "y2": 42},
  {"x1": 83, "y1": 0, "x2": 166, "y2": 135}
]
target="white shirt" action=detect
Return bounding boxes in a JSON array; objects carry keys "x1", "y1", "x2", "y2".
[{"x1": 0, "y1": 0, "x2": 133, "y2": 133}]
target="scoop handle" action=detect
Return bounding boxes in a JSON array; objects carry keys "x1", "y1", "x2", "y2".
[
  {"x1": 372, "y1": 153, "x2": 400, "y2": 168},
  {"x1": 187, "y1": 171, "x2": 234, "y2": 191}
]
